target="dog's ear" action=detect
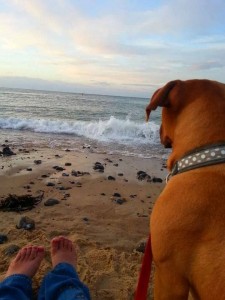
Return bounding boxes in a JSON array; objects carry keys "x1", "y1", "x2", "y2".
[{"x1": 146, "y1": 80, "x2": 179, "y2": 121}]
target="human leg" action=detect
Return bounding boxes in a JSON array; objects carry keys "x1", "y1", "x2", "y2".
[
  {"x1": 0, "y1": 245, "x2": 44, "y2": 300},
  {"x1": 38, "y1": 236, "x2": 91, "y2": 300}
]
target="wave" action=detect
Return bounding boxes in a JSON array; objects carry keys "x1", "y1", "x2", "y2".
[{"x1": 0, "y1": 116, "x2": 160, "y2": 145}]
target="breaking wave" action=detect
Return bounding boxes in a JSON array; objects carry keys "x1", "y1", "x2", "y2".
[{"x1": 0, "y1": 116, "x2": 160, "y2": 145}]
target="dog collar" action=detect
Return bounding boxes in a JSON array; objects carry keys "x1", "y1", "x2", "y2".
[{"x1": 166, "y1": 143, "x2": 225, "y2": 183}]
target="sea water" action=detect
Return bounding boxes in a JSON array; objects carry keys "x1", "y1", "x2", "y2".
[{"x1": 0, "y1": 87, "x2": 169, "y2": 159}]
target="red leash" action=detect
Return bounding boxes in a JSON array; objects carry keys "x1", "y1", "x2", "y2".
[{"x1": 135, "y1": 235, "x2": 153, "y2": 300}]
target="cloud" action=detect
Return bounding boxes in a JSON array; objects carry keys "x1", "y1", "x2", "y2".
[
  {"x1": 135, "y1": 0, "x2": 225, "y2": 37},
  {"x1": 190, "y1": 61, "x2": 225, "y2": 71},
  {"x1": 0, "y1": 0, "x2": 224, "y2": 96}
]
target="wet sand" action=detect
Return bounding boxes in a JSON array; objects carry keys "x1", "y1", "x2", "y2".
[{"x1": 0, "y1": 144, "x2": 167, "y2": 299}]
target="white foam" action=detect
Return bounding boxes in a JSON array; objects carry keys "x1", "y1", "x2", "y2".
[{"x1": 0, "y1": 116, "x2": 160, "y2": 145}]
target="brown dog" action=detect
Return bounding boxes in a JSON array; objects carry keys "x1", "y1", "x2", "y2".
[{"x1": 146, "y1": 79, "x2": 225, "y2": 299}]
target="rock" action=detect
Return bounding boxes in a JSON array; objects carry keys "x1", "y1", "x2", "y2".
[
  {"x1": 65, "y1": 162, "x2": 72, "y2": 166},
  {"x1": 2, "y1": 146, "x2": 16, "y2": 156},
  {"x1": 93, "y1": 162, "x2": 104, "y2": 172},
  {"x1": 44, "y1": 199, "x2": 60, "y2": 206},
  {"x1": 46, "y1": 182, "x2": 55, "y2": 187},
  {"x1": 114, "y1": 198, "x2": 126, "y2": 205},
  {"x1": 65, "y1": 149, "x2": 70, "y2": 152},
  {"x1": 152, "y1": 177, "x2": 163, "y2": 183},
  {"x1": 113, "y1": 193, "x2": 121, "y2": 197},
  {"x1": 58, "y1": 186, "x2": 71, "y2": 190},
  {"x1": 34, "y1": 160, "x2": 42, "y2": 165},
  {"x1": 4, "y1": 245, "x2": 20, "y2": 256},
  {"x1": 130, "y1": 194, "x2": 137, "y2": 198},
  {"x1": 26, "y1": 168, "x2": 32, "y2": 171},
  {"x1": 137, "y1": 171, "x2": 151, "y2": 181},
  {"x1": 135, "y1": 240, "x2": 147, "y2": 253},
  {"x1": 113, "y1": 163, "x2": 118, "y2": 167},
  {"x1": 101, "y1": 193, "x2": 106, "y2": 196},
  {"x1": 41, "y1": 174, "x2": 49, "y2": 178},
  {"x1": 71, "y1": 170, "x2": 90, "y2": 177},
  {"x1": 118, "y1": 173, "x2": 124, "y2": 176},
  {"x1": 105, "y1": 158, "x2": 113, "y2": 163},
  {"x1": 0, "y1": 234, "x2": 8, "y2": 244},
  {"x1": 16, "y1": 216, "x2": 35, "y2": 230},
  {"x1": 62, "y1": 173, "x2": 69, "y2": 177},
  {"x1": 83, "y1": 217, "x2": 89, "y2": 222},
  {"x1": 108, "y1": 176, "x2": 115, "y2": 181},
  {"x1": 53, "y1": 166, "x2": 65, "y2": 171},
  {"x1": 71, "y1": 170, "x2": 78, "y2": 176}
]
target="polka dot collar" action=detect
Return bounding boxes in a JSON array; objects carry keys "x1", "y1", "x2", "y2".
[{"x1": 168, "y1": 143, "x2": 225, "y2": 181}]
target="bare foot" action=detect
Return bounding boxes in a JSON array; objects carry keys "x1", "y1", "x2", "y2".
[
  {"x1": 51, "y1": 236, "x2": 77, "y2": 269},
  {"x1": 5, "y1": 246, "x2": 45, "y2": 278}
]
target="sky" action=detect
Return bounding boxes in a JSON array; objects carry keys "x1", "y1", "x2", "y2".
[{"x1": 0, "y1": 0, "x2": 225, "y2": 97}]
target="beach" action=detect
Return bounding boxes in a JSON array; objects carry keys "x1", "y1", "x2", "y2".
[{"x1": 0, "y1": 143, "x2": 167, "y2": 299}]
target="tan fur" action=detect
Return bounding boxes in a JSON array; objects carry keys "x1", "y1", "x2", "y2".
[{"x1": 146, "y1": 79, "x2": 225, "y2": 299}]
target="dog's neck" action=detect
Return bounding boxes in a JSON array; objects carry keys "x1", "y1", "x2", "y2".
[{"x1": 167, "y1": 142, "x2": 225, "y2": 180}]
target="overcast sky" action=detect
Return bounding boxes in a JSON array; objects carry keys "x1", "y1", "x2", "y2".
[{"x1": 0, "y1": 0, "x2": 224, "y2": 97}]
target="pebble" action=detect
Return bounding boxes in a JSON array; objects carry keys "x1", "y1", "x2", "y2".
[
  {"x1": 62, "y1": 173, "x2": 70, "y2": 177},
  {"x1": 16, "y1": 216, "x2": 35, "y2": 230},
  {"x1": 113, "y1": 193, "x2": 121, "y2": 197},
  {"x1": 44, "y1": 199, "x2": 60, "y2": 206},
  {"x1": 65, "y1": 162, "x2": 72, "y2": 166},
  {"x1": 137, "y1": 171, "x2": 151, "y2": 181},
  {"x1": 26, "y1": 168, "x2": 32, "y2": 171},
  {"x1": 135, "y1": 240, "x2": 147, "y2": 253},
  {"x1": 34, "y1": 160, "x2": 42, "y2": 165},
  {"x1": 58, "y1": 186, "x2": 71, "y2": 191},
  {"x1": 108, "y1": 176, "x2": 115, "y2": 181},
  {"x1": 152, "y1": 177, "x2": 163, "y2": 183},
  {"x1": 41, "y1": 174, "x2": 49, "y2": 178},
  {"x1": 4, "y1": 245, "x2": 20, "y2": 256},
  {"x1": 53, "y1": 166, "x2": 65, "y2": 171},
  {"x1": 83, "y1": 217, "x2": 89, "y2": 222},
  {"x1": 118, "y1": 173, "x2": 123, "y2": 176},
  {"x1": 114, "y1": 198, "x2": 126, "y2": 205},
  {"x1": 93, "y1": 162, "x2": 104, "y2": 172},
  {"x1": 0, "y1": 234, "x2": 8, "y2": 244},
  {"x1": 46, "y1": 182, "x2": 55, "y2": 187},
  {"x1": 2, "y1": 146, "x2": 16, "y2": 156}
]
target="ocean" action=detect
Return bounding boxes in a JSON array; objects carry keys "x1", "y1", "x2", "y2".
[{"x1": 0, "y1": 87, "x2": 169, "y2": 159}]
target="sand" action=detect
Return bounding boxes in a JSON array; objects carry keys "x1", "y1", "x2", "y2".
[{"x1": 0, "y1": 144, "x2": 167, "y2": 299}]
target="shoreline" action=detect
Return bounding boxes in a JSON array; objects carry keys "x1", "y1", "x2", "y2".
[{"x1": 0, "y1": 143, "x2": 167, "y2": 299}]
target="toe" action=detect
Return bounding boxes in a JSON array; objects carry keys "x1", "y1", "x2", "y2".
[
  {"x1": 14, "y1": 248, "x2": 24, "y2": 263},
  {"x1": 51, "y1": 238, "x2": 60, "y2": 253},
  {"x1": 59, "y1": 237, "x2": 65, "y2": 249},
  {"x1": 30, "y1": 246, "x2": 38, "y2": 260},
  {"x1": 25, "y1": 246, "x2": 33, "y2": 260}
]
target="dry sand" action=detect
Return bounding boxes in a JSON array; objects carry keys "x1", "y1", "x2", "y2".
[{"x1": 0, "y1": 144, "x2": 167, "y2": 299}]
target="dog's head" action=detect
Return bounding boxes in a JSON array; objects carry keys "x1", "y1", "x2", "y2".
[{"x1": 146, "y1": 79, "x2": 225, "y2": 169}]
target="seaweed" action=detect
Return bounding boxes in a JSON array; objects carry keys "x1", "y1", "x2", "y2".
[{"x1": 0, "y1": 193, "x2": 44, "y2": 212}]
